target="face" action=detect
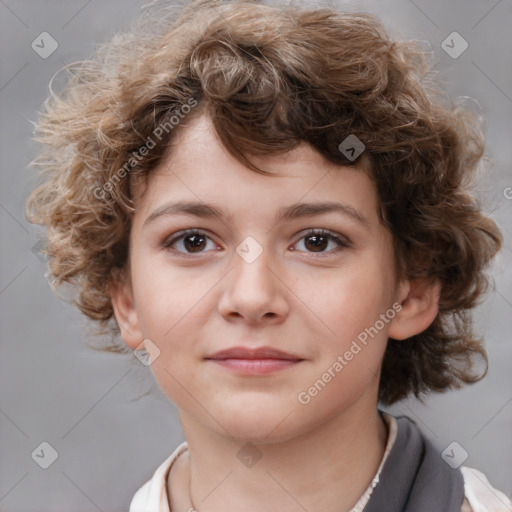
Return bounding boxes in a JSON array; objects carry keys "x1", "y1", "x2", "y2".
[{"x1": 114, "y1": 113, "x2": 409, "y2": 443}]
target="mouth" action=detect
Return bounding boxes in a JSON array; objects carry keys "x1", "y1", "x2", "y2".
[{"x1": 205, "y1": 346, "x2": 305, "y2": 375}]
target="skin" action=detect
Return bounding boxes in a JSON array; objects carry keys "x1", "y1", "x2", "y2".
[{"x1": 110, "y1": 112, "x2": 441, "y2": 512}]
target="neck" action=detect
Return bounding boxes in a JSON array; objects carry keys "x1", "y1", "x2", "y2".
[{"x1": 169, "y1": 402, "x2": 389, "y2": 512}]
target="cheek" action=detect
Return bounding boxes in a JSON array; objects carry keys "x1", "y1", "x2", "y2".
[
  {"x1": 295, "y1": 258, "x2": 394, "y2": 380},
  {"x1": 130, "y1": 259, "x2": 214, "y2": 390},
  {"x1": 134, "y1": 282, "x2": 206, "y2": 412},
  {"x1": 131, "y1": 255, "x2": 210, "y2": 340},
  {"x1": 299, "y1": 261, "x2": 392, "y2": 339}
]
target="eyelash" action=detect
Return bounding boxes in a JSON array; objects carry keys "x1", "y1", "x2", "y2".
[{"x1": 161, "y1": 228, "x2": 351, "y2": 258}]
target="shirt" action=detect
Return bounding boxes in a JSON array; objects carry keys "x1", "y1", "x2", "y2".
[{"x1": 129, "y1": 412, "x2": 512, "y2": 512}]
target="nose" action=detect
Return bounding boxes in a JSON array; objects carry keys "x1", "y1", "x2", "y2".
[{"x1": 217, "y1": 242, "x2": 290, "y2": 325}]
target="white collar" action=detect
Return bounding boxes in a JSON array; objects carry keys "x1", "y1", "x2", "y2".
[{"x1": 129, "y1": 411, "x2": 398, "y2": 512}]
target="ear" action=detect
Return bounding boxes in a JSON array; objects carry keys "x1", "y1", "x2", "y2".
[
  {"x1": 108, "y1": 269, "x2": 144, "y2": 350},
  {"x1": 388, "y1": 277, "x2": 442, "y2": 340}
]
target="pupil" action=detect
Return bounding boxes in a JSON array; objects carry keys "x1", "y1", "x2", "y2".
[
  {"x1": 185, "y1": 234, "x2": 206, "y2": 252},
  {"x1": 306, "y1": 235, "x2": 327, "y2": 252}
]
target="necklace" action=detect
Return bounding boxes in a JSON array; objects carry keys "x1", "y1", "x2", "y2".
[
  {"x1": 187, "y1": 464, "x2": 199, "y2": 512},
  {"x1": 183, "y1": 414, "x2": 389, "y2": 512}
]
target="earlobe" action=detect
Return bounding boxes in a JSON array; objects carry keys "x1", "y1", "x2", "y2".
[
  {"x1": 388, "y1": 277, "x2": 441, "y2": 340},
  {"x1": 108, "y1": 271, "x2": 143, "y2": 350}
]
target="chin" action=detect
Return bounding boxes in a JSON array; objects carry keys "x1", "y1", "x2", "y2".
[
  {"x1": 224, "y1": 420, "x2": 297, "y2": 444},
  {"x1": 210, "y1": 399, "x2": 307, "y2": 444}
]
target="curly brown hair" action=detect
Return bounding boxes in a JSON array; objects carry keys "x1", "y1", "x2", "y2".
[{"x1": 25, "y1": 0, "x2": 502, "y2": 405}]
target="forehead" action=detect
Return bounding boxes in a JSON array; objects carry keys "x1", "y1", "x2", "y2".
[{"x1": 132, "y1": 113, "x2": 379, "y2": 226}]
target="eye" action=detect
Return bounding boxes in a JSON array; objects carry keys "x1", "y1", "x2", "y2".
[
  {"x1": 291, "y1": 229, "x2": 351, "y2": 256},
  {"x1": 162, "y1": 229, "x2": 218, "y2": 256},
  {"x1": 161, "y1": 228, "x2": 351, "y2": 258}
]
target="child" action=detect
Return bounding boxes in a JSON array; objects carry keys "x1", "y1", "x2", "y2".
[{"x1": 26, "y1": 0, "x2": 512, "y2": 511}]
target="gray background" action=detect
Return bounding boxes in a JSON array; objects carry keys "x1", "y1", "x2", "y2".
[{"x1": 0, "y1": 0, "x2": 511, "y2": 510}]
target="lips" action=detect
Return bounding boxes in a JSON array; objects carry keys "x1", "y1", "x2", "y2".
[
  {"x1": 205, "y1": 346, "x2": 305, "y2": 375},
  {"x1": 206, "y1": 346, "x2": 304, "y2": 361}
]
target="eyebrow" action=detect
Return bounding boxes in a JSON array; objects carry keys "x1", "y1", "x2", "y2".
[{"x1": 143, "y1": 200, "x2": 371, "y2": 230}]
